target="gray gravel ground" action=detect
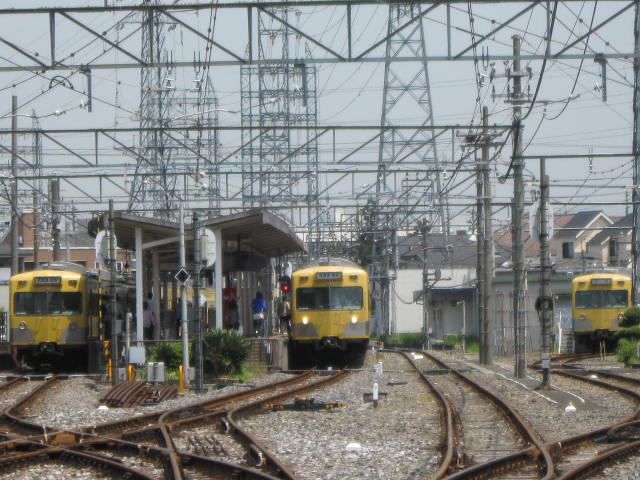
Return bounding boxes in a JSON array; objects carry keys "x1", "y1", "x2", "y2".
[{"x1": 2, "y1": 350, "x2": 640, "y2": 479}]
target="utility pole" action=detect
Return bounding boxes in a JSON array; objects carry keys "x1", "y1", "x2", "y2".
[
  {"x1": 539, "y1": 159, "x2": 552, "y2": 388},
  {"x1": 476, "y1": 124, "x2": 485, "y2": 364},
  {"x1": 633, "y1": 1, "x2": 640, "y2": 306},
  {"x1": 179, "y1": 205, "x2": 190, "y2": 389},
  {"x1": 421, "y1": 223, "x2": 431, "y2": 349},
  {"x1": 193, "y1": 211, "x2": 204, "y2": 393},
  {"x1": 512, "y1": 35, "x2": 526, "y2": 378},
  {"x1": 10, "y1": 95, "x2": 18, "y2": 276},
  {"x1": 477, "y1": 106, "x2": 494, "y2": 365},
  {"x1": 50, "y1": 178, "x2": 61, "y2": 262},
  {"x1": 482, "y1": 106, "x2": 494, "y2": 366},
  {"x1": 33, "y1": 190, "x2": 40, "y2": 269},
  {"x1": 109, "y1": 199, "x2": 118, "y2": 386}
]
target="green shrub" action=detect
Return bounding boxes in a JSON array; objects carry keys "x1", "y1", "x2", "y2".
[
  {"x1": 202, "y1": 329, "x2": 251, "y2": 376},
  {"x1": 615, "y1": 326, "x2": 640, "y2": 341},
  {"x1": 149, "y1": 342, "x2": 183, "y2": 370},
  {"x1": 382, "y1": 333, "x2": 423, "y2": 347},
  {"x1": 616, "y1": 338, "x2": 639, "y2": 363},
  {"x1": 620, "y1": 306, "x2": 640, "y2": 328},
  {"x1": 444, "y1": 335, "x2": 459, "y2": 346},
  {"x1": 464, "y1": 335, "x2": 480, "y2": 353}
]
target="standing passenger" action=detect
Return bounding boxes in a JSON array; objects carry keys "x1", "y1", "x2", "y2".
[
  {"x1": 143, "y1": 301, "x2": 156, "y2": 341},
  {"x1": 251, "y1": 292, "x2": 267, "y2": 336},
  {"x1": 228, "y1": 299, "x2": 241, "y2": 333}
]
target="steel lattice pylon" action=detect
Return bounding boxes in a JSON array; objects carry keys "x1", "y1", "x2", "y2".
[
  {"x1": 370, "y1": 4, "x2": 446, "y2": 335},
  {"x1": 377, "y1": 4, "x2": 446, "y2": 231},
  {"x1": 240, "y1": 6, "x2": 320, "y2": 252},
  {"x1": 128, "y1": 6, "x2": 220, "y2": 220}
]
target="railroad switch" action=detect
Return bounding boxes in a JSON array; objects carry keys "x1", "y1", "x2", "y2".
[{"x1": 264, "y1": 397, "x2": 346, "y2": 411}]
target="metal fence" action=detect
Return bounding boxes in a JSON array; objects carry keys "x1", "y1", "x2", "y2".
[{"x1": 491, "y1": 292, "x2": 541, "y2": 356}]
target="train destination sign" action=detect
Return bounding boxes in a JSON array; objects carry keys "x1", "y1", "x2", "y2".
[{"x1": 316, "y1": 271, "x2": 342, "y2": 281}]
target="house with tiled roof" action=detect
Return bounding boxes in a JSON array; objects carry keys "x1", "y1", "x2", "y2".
[
  {"x1": 585, "y1": 213, "x2": 632, "y2": 269},
  {"x1": 551, "y1": 210, "x2": 614, "y2": 270}
]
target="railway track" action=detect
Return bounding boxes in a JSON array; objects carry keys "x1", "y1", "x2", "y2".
[
  {"x1": 429, "y1": 352, "x2": 640, "y2": 479},
  {"x1": 0, "y1": 370, "x2": 350, "y2": 479}
]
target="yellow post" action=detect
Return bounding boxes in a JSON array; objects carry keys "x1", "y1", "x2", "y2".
[
  {"x1": 178, "y1": 365, "x2": 185, "y2": 393},
  {"x1": 107, "y1": 358, "x2": 112, "y2": 381},
  {"x1": 127, "y1": 364, "x2": 135, "y2": 381}
]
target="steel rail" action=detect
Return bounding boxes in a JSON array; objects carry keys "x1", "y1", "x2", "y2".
[
  {"x1": 225, "y1": 369, "x2": 350, "y2": 479},
  {"x1": 425, "y1": 352, "x2": 555, "y2": 480},
  {"x1": 445, "y1": 360, "x2": 640, "y2": 479},
  {"x1": 80, "y1": 369, "x2": 316, "y2": 437},
  {"x1": 2, "y1": 375, "x2": 62, "y2": 436},
  {"x1": 395, "y1": 350, "x2": 458, "y2": 479}
]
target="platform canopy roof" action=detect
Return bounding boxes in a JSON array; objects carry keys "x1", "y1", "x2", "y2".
[
  {"x1": 197, "y1": 209, "x2": 306, "y2": 258},
  {"x1": 103, "y1": 208, "x2": 306, "y2": 266}
]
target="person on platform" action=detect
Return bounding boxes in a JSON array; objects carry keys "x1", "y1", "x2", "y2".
[
  {"x1": 251, "y1": 292, "x2": 267, "y2": 336},
  {"x1": 143, "y1": 301, "x2": 157, "y2": 341},
  {"x1": 228, "y1": 298, "x2": 241, "y2": 333}
]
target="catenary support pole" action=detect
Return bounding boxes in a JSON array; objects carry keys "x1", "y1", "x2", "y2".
[
  {"x1": 10, "y1": 96, "x2": 18, "y2": 275},
  {"x1": 179, "y1": 204, "x2": 190, "y2": 388},
  {"x1": 540, "y1": 159, "x2": 552, "y2": 388},
  {"x1": 109, "y1": 199, "x2": 118, "y2": 385},
  {"x1": 512, "y1": 35, "x2": 526, "y2": 378},
  {"x1": 632, "y1": 1, "x2": 640, "y2": 306},
  {"x1": 193, "y1": 212, "x2": 204, "y2": 393},
  {"x1": 476, "y1": 125, "x2": 485, "y2": 364}
]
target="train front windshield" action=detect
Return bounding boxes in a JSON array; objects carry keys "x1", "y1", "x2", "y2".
[
  {"x1": 575, "y1": 290, "x2": 628, "y2": 309},
  {"x1": 14, "y1": 292, "x2": 83, "y2": 316},
  {"x1": 296, "y1": 286, "x2": 363, "y2": 310}
]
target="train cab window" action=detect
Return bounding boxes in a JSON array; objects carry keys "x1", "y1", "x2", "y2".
[
  {"x1": 575, "y1": 290, "x2": 627, "y2": 309},
  {"x1": 14, "y1": 292, "x2": 47, "y2": 315},
  {"x1": 604, "y1": 290, "x2": 628, "y2": 308},
  {"x1": 14, "y1": 292, "x2": 82, "y2": 315},
  {"x1": 331, "y1": 287, "x2": 364, "y2": 309},
  {"x1": 296, "y1": 286, "x2": 363, "y2": 310}
]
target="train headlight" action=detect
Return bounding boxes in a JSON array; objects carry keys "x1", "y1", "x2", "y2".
[
  {"x1": 69, "y1": 322, "x2": 77, "y2": 331},
  {"x1": 302, "y1": 316, "x2": 309, "y2": 325},
  {"x1": 351, "y1": 315, "x2": 358, "y2": 324},
  {"x1": 18, "y1": 322, "x2": 26, "y2": 330}
]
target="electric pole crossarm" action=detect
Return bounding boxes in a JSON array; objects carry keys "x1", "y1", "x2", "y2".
[
  {"x1": 258, "y1": 7, "x2": 346, "y2": 60},
  {"x1": 454, "y1": 2, "x2": 538, "y2": 59},
  {"x1": 59, "y1": 176, "x2": 101, "y2": 203},
  {"x1": 160, "y1": 10, "x2": 245, "y2": 62},
  {"x1": 0, "y1": 143, "x2": 35, "y2": 169},
  {"x1": 41, "y1": 132, "x2": 95, "y2": 166},
  {"x1": 0, "y1": 35, "x2": 47, "y2": 67},
  {"x1": 553, "y1": 2, "x2": 633, "y2": 58},
  {"x1": 59, "y1": 12, "x2": 147, "y2": 66},
  {"x1": 355, "y1": 3, "x2": 439, "y2": 61}
]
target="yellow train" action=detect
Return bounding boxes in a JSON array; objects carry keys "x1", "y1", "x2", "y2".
[
  {"x1": 288, "y1": 258, "x2": 370, "y2": 367},
  {"x1": 10, "y1": 262, "x2": 130, "y2": 370},
  {"x1": 571, "y1": 272, "x2": 631, "y2": 352}
]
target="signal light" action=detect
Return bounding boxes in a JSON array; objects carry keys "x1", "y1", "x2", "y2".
[{"x1": 279, "y1": 275, "x2": 291, "y2": 293}]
